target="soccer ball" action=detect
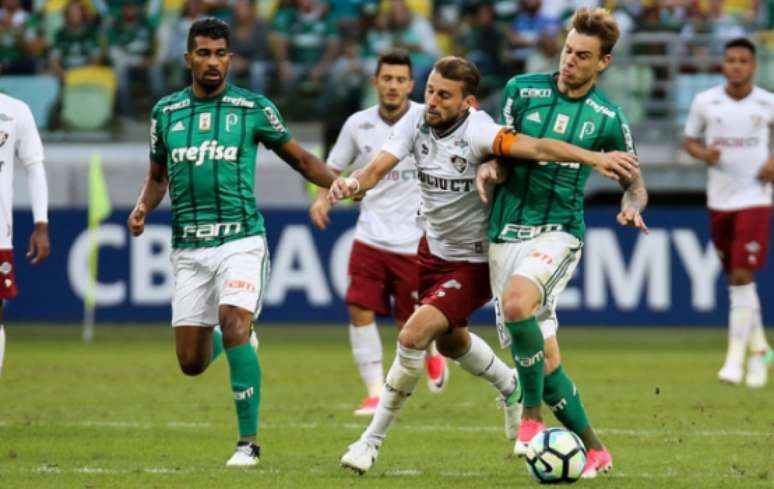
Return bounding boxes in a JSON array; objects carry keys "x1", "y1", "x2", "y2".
[{"x1": 525, "y1": 428, "x2": 587, "y2": 484}]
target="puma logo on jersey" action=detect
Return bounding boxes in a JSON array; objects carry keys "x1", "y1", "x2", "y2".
[
  {"x1": 171, "y1": 121, "x2": 185, "y2": 132},
  {"x1": 526, "y1": 112, "x2": 542, "y2": 124},
  {"x1": 170, "y1": 140, "x2": 238, "y2": 166}
]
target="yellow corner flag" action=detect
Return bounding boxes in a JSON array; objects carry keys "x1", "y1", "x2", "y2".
[{"x1": 83, "y1": 152, "x2": 111, "y2": 342}]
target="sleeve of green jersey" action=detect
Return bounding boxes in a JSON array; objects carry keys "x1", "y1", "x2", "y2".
[
  {"x1": 149, "y1": 104, "x2": 167, "y2": 162},
  {"x1": 605, "y1": 108, "x2": 637, "y2": 155},
  {"x1": 255, "y1": 99, "x2": 293, "y2": 149},
  {"x1": 498, "y1": 78, "x2": 519, "y2": 126}
]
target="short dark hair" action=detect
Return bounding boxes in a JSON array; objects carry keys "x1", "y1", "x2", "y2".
[
  {"x1": 725, "y1": 37, "x2": 756, "y2": 57},
  {"x1": 431, "y1": 56, "x2": 480, "y2": 97},
  {"x1": 187, "y1": 17, "x2": 230, "y2": 52},
  {"x1": 375, "y1": 48, "x2": 413, "y2": 78}
]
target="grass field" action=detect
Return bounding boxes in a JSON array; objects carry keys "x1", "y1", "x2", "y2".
[{"x1": 1, "y1": 325, "x2": 773, "y2": 489}]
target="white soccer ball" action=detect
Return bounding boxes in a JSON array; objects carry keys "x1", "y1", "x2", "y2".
[{"x1": 525, "y1": 427, "x2": 587, "y2": 484}]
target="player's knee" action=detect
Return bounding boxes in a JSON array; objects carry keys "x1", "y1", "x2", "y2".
[
  {"x1": 502, "y1": 295, "x2": 537, "y2": 321},
  {"x1": 177, "y1": 354, "x2": 207, "y2": 376},
  {"x1": 728, "y1": 269, "x2": 754, "y2": 286},
  {"x1": 397, "y1": 328, "x2": 426, "y2": 351},
  {"x1": 435, "y1": 330, "x2": 469, "y2": 358}
]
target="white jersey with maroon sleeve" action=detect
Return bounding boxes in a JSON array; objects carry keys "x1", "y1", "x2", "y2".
[
  {"x1": 0, "y1": 93, "x2": 45, "y2": 249},
  {"x1": 684, "y1": 85, "x2": 774, "y2": 211},
  {"x1": 328, "y1": 102, "x2": 423, "y2": 254},
  {"x1": 382, "y1": 106, "x2": 502, "y2": 263}
]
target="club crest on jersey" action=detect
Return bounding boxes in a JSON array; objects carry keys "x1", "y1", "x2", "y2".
[
  {"x1": 225, "y1": 113, "x2": 239, "y2": 132},
  {"x1": 199, "y1": 113, "x2": 211, "y2": 132},
  {"x1": 553, "y1": 114, "x2": 569, "y2": 134},
  {"x1": 579, "y1": 121, "x2": 595, "y2": 140},
  {"x1": 451, "y1": 155, "x2": 468, "y2": 174},
  {"x1": 0, "y1": 130, "x2": 8, "y2": 147}
]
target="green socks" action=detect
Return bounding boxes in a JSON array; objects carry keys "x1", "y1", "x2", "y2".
[
  {"x1": 543, "y1": 366, "x2": 590, "y2": 434},
  {"x1": 507, "y1": 317, "x2": 544, "y2": 408},
  {"x1": 211, "y1": 326, "x2": 224, "y2": 363},
  {"x1": 225, "y1": 342, "x2": 261, "y2": 438}
]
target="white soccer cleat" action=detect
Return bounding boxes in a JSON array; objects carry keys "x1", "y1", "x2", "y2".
[
  {"x1": 718, "y1": 362, "x2": 744, "y2": 385},
  {"x1": 340, "y1": 439, "x2": 379, "y2": 474},
  {"x1": 745, "y1": 354, "x2": 769, "y2": 388},
  {"x1": 225, "y1": 442, "x2": 260, "y2": 467},
  {"x1": 497, "y1": 371, "x2": 522, "y2": 440}
]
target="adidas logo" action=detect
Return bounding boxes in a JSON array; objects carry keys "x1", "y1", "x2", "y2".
[
  {"x1": 171, "y1": 121, "x2": 185, "y2": 132},
  {"x1": 526, "y1": 112, "x2": 542, "y2": 124}
]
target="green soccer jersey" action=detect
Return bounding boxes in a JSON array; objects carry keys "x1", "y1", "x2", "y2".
[
  {"x1": 490, "y1": 72, "x2": 636, "y2": 242},
  {"x1": 150, "y1": 84, "x2": 292, "y2": 249}
]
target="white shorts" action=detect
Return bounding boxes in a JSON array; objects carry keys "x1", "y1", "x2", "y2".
[
  {"x1": 170, "y1": 236, "x2": 270, "y2": 327},
  {"x1": 489, "y1": 232, "x2": 582, "y2": 347}
]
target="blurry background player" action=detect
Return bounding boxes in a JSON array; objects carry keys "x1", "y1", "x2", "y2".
[
  {"x1": 330, "y1": 56, "x2": 639, "y2": 475},
  {"x1": 127, "y1": 18, "x2": 335, "y2": 467},
  {"x1": 0, "y1": 87, "x2": 51, "y2": 377},
  {"x1": 684, "y1": 37, "x2": 774, "y2": 388},
  {"x1": 481, "y1": 7, "x2": 648, "y2": 478},
  {"x1": 309, "y1": 48, "x2": 448, "y2": 416}
]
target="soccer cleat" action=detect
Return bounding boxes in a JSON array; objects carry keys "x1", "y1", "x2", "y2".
[
  {"x1": 745, "y1": 353, "x2": 770, "y2": 388},
  {"x1": 340, "y1": 439, "x2": 379, "y2": 474},
  {"x1": 581, "y1": 447, "x2": 613, "y2": 479},
  {"x1": 718, "y1": 362, "x2": 744, "y2": 385},
  {"x1": 497, "y1": 372, "x2": 523, "y2": 440},
  {"x1": 353, "y1": 396, "x2": 380, "y2": 416},
  {"x1": 425, "y1": 352, "x2": 448, "y2": 393},
  {"x1": 225, "y1": 442, "x2": 260, "y2": 467},
  {"x1": 514, "y1": 418, "x2": 544, "y2": 457}
]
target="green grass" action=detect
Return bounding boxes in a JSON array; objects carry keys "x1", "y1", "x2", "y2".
[{"x1": 1, "y1": 325, "x2": 773, "y2": 488}]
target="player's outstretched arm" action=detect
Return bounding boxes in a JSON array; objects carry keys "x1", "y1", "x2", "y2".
[
  {"x1": 328, "y1": 150, "x2": 400, "y2": 204},
  {"x1": 309, "y1": 168, "x2": 341, "y2": 230},
  {"x1": 275, "y1": 138, "x2": 337, "y2": 189},
  {"x1": 492, "y1": 129, "x2": 639, "y2": 181},
  {"x1": 617, "y1": 172, "x2": 649, "y2": 234},
  {"x1": 128, "y1": 160, "x2": 168, "y2": 237}
]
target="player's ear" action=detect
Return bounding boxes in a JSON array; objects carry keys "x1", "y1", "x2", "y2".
[
  {"x1": 598, "y1": 53, "x2": 612, "y2": 72},
  {"x1": 184, "y1": 52, "x2": 191, "y2": 70}
]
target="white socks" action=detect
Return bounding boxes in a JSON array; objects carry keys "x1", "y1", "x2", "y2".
[
  {"x1": 0, "y1": 324, "x2": 5, "y2": 377},
  {"x1": 749, "y1": 311, "x2": 770, "y2": 355},
  {"x1": 454, "y1": 332, "x2": 516, "y2": 397},
  {"x1": 726, "y1": 284, "x2": 760, "y2": 367},
  {"x1": 349, "y1": 323, "x2": 383, "y2": 397},
  {"x1": 362, "y1": 343, "x2": 424, "y2": 445}
]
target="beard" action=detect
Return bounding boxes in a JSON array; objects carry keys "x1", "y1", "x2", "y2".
[{"x1": 196, "y1": 71, "x2": 225, "y2": 92}]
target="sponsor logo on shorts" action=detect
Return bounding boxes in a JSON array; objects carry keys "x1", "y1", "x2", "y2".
[
  {"x1": 529, "y1": 250, "x2": 554, "y2": 265},
  {"x1": 225, "y1": 280, "x2": 257, "y2": 293},
  {"x1": 233, "y1": 387, "x2": 254, "y2": 400},
  {"x1": 182, "y1": 222, "x2": 242, "y2": 240},
  {"x1": 745, "y1": 241, "x2": 761, "y2": 253},
  {"x1": 442, "y1": 279, "x2": 462, "y2": 290},
  {"x1": 0, "y1": 261, "x2": 12, "y2": 275}
]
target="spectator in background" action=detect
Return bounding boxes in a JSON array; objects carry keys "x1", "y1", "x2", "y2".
[
  {"x1": 271, "y1": 0, "x2": 339, "y2": 99},
  {"x1": 509, "y1": 0, "x2": 562, "y2": 71},
  {"x1": 158, "y1": 0, "x2": 205, "y2": 91},
  {"x1": 456, "y1": 2, "x2": 507, "y2": 85},
  {"x1": 48, "y1": 0, "x2": 102, "y2": 78},
  {"x1": 0, "y1": 0, "x2": 37, "y2": 74},
  {"x1": 228, "y1": 0, "x2": 271, "y2": 95},
  {"x1": 108, "y1": 0, "x2": 163, "y2": 117},
  {"x1": 386, "y1": 0, "x2": 438, "y2": 99}
]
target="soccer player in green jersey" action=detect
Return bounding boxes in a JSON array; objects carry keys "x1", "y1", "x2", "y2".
[
  {"x1": 126, "y1": 18, "x2": 335, "y2": 466},
  {"x1": 477, "y1": 7, "x2": 649, "y2": 478}
]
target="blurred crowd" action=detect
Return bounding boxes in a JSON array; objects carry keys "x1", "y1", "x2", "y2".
[{"x1": 1, "y1": 0, "x2": 772, "y2": 121}]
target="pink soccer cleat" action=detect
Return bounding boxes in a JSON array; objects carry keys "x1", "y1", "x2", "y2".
[
  {"x1": 353, "y1": 396, "x2": 379, "y2": 416},
  {"x1": 425, "y1": 353, "x2": 449, "y2": 393},
  {"x1": 581, "y1": 447, "x2": 613, "y2": 479},
  {"x1": 513, "y1": 419, "x2": 545, "y2": 456}
]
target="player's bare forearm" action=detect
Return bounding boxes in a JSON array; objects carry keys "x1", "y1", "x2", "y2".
[
  {"x1": 135, "y1": 161, "x2": 168, "y2": 214},
  {"x1": 354, "y1": 151, "x2": 400, "y2": 192},
  {"x1": 620, "y1": 172, "x2": 648, "y2": 213},
  {"x1": 683, "y1": 138, "x2": 706, "y2": 159},
  {"x1": 276, "y1": 139, "x2": 337, "y2": 188}
]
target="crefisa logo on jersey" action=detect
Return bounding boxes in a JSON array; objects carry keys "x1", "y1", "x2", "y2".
[
  {"x1": 451, "y1": 155, "x2": 468, "y2": 173},
  {"x1": 170, "y1": 140, "x2": 239, "y2": 166}
]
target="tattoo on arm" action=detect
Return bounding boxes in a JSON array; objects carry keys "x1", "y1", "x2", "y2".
[{"x1": 620, "y1": 172, "x2": 648, "y2": 212}]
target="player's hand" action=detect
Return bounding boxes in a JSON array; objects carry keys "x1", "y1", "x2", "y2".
[
  {"x1": 592, "y1": 151, "x2": 639, "y2": 181},
  {"x1": 617, "y1": 207, "x2": 649, "y2": 234},
  {"x1": 127, "y1": 204, "x2": 147, "y2": 237},
  {"x1": 27, "y1": 222, "x2": 50, "y2": 265},
  {"x1": 327, "y1": 177, "x2": 359, "y2": 205},
  {"x1": 309, "y1": 197, "x2": 331, "y2": 230},
  {"x1": 703, "y1": 146, "x2": 721, "y2": 166},
  {"x1": 476, "y1": 162, "x2": 500, "y2": 203},
  {"x1": 757, "y1": 160, "x2": 774, "y2": 183}
]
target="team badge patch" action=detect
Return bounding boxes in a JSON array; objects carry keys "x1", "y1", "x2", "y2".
[
  {"x1": 0, "y1": 131, "x2": 8, "y2": 147},
  {"x1": 553, "y1": 114, "x2": 569, "y2": 134},
  {"x1": 451, "y1": 155, "x2": 468, "y2": 174},
  {"x1": 199, "y1": 113, "x2": 212, "y2": 132}
]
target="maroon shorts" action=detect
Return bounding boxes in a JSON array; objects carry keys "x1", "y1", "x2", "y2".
[
  {"x1": 417, "y1": 237, "x2": 491, "y2": 328},
  {"x1": 346, "y1": 240, "x2": 419, "y2": 322},
  {"x1": 0, "y1": 250, "x2": 18, "y2": 300},
  {"x1": 709, "y1": 206, "x2": 772, "y2": 272}
]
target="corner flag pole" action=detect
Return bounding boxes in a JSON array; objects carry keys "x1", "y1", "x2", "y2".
[{"x1": 83, "y1": 152, "x2": 111, "y2": 343}]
